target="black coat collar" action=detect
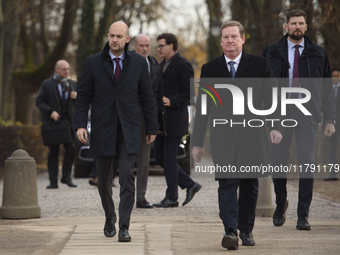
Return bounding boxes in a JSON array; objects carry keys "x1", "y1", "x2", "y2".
[
  {"x1": 161, "y1": 52, "x2": 181, "y2": 76},
  {"x1": 100, "y1": 42, "x2": 130, "y2": 84},
  {"x1": 271, "y1": 34, "x2": 318, "y2": 58}
]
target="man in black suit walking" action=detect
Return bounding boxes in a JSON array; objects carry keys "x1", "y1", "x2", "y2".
[
  {"x1": 262, "y1": 9, "x2": 336, "y2": 231},
  {"x1": 192, "y1": 21, "x2": 282, "y2": 250},
  {"x1": 36, "y1": 60, "x2": 77, "y2": 189},
  {"x1": 153, "y1": 33, "x2": 201, "y2": 208},
  {"x1": 75, "y1": 21, "x2": 158, "y2": 242}
]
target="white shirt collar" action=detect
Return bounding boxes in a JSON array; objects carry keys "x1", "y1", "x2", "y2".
[
  {"x1": 224, "y1": 51, "x2": 242, "y2": 65},
  {"x1": 109, "y1": 50, "x2": 125, "y2": 61},
  {"x1": 287, "y1": 38, "x2": 304, "y2": 50}
]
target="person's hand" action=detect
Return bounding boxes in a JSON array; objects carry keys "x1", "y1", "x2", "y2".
[
  {"x1": 270, "y1": 130, "x2": 283, "y2": 144},
  {"x1": 50, "y1": 111, "x2": 60, "y2": 121},
  {"x1": 70, "y1": 91, "x2": 77, "y2": 99},
  {"x1": 192, "y1": 146, "x2": 204, "y2": 162},
  {"x1": 324, "y1": 123, "x2": 335, "y2": 137},
  {"x1": 163, "y1": 96, "x2": 170, "y2": 106},
  {"x1": 77, "y1": 128, "x2": 88, "y2": 143},
  {"x1": 146, "y1": 135, "x2": 156, "y2": 145}
]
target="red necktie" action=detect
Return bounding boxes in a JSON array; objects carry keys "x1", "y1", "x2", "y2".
[
  {"x1": 291, "y1": 45, "x2": 301, "y2": 98},
  {"x1": 114, "y1": 58, "x2": 121, "y2": 82}
]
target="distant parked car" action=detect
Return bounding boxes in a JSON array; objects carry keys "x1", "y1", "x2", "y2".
[{"x1": 74, "y1": 109, "x2": 192, "y2": 177}]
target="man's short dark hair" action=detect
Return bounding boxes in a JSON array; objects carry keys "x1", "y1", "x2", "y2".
[
  {"x1": 157, "y1": 33, "x2": 178, "y2": 51},
  {"x1": 286, "y1": 9, "x2": 307, "y2": 23}
]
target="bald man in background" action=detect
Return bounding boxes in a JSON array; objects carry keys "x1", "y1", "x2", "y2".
[{"x1": 36, "y1": 60, "x2": 78, "y2": 189}]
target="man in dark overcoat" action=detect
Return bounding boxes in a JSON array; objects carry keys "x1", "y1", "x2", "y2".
[
  {"x1": 75, "y1": 21, "x2": 158, "y2": 242},
  {"x1": 262, "y1": 9, "x2": 335, "y2": 231},
  {"x1": 152, "y1": 33, "x2": 201, "y2": 208},
  {"x1": 36, "y1": 59, "x2": 77, "y2": 189},
  {"x1": 192, "y1": 21, "x2": 282, "y2": 250}
]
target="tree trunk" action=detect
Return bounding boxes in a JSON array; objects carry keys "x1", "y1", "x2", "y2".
[
  {"x1": 39, "y1": 0, "x2": 50, "y2": 58},
  {"x1": 14, "y1": 0, "x2": 80, "y2": 124},
  {"x1": 94, "y1": 0, "x2": 115, "y2": 53},
  {"x1": 1, "y1": 0, "x2": 20, "y2": 121},
  {"x1": 319, "y1": 0, "x2": 340, "y2": 69},
  {"x1": 0, "y1": 0, "x2": 4, "y2": 116},
  {"x1": 76, "y1": 0, "x2": 95, "y2": 81},
  {"x1": 205, "y1": 0, "x2": 223, "y2": 61}
]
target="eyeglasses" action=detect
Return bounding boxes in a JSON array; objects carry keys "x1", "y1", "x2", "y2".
[{"x1": 157, "y1": 44, "x2": 169, "y2": 49}]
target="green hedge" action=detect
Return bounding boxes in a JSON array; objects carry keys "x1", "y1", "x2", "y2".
[{"x1": 0, "y1": 125, "x2": 48, "y2": 176}]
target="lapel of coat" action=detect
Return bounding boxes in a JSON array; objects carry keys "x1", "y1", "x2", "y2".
[
  {"x1": 103, "y1": 58, "x2": 116, "y2": 85},
  {"x1": 162, "y1": 52, "x2": 180, "y2": 77},
  {"x1": 215, "y1": 55, "x2": 231, "y2": 78},
  {"x1": 234, "y1": 50, "x2": 251, "y2": 80},
  {"x1": 52, "y1": 79, "x2": 61, "y2": 99}
]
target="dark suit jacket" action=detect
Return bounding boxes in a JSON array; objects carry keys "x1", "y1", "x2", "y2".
[
  {"x1": 160, "y1": 52, "x2": 193, "y2": 137},
  {"x1": 36, "y1": 77, "x2": 77, "y2": 126},
  {"x1": 192, "y1": 51, "x2": 281, "y2": 171},
  {"x1": 262, "y1": 34, "x2": 336, "y2": 125},
  {"x1": 74, "y1": 42, "x2": 158, "y2": 155},
  {"x1": 147, "y1": 55, "x2": 165, "y2": 130}
]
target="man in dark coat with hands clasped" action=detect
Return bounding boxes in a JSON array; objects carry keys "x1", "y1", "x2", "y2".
[{"x1": 75, "y1": 21, "x2": 158, "y2": 242}]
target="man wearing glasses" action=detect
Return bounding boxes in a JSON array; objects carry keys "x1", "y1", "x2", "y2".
[{"x1": 153, "y1": 33, "x2": 201, "y2": 208}]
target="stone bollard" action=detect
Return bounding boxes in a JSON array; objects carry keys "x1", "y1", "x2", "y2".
[
  {"x1": 255, "y1": 176, "x2": 274, "y2": 217},
  {"x1": 1, "y1": 149, "x2": 41, "y2": 219}
]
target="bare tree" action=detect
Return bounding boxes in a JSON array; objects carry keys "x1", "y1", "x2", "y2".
[
  {"x1": 230, "y1": 0, "x2": 283, "y2": 55},
  {"x1": 206, "y1": 0, "x2": 223, "y2": 61},
  {"x1": 76, "y1": 0, "x2": 95, "y2": 81},
  {"x1": 12, "y1": 0, "x2": 80, "y2": 123},
  {"x1": 0, "y1": 0, "x2": 3, "y2": 117},
  {"x1": 319, "y1": 0, "x2": 340, "y2": 69},
  {"x1": 1, "y1": 0, "x2": 20, "y2": 121}
]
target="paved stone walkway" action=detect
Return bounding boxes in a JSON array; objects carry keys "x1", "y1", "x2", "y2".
[{"x1": 0, "y1": 161, "x2": 340, "y2": 254}]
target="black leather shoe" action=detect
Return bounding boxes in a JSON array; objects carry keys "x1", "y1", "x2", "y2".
[
  {"x1": 323, "y1": 178, "x2": 338, "y2": 181},
  {"x1": 46, "y1": 183, "x2": 58, "y2": 189},
  {"x1": 153, "y1": 198, "x2": 178, "y2": 208},
  {"x1": 296, "y1": 216, "x2": 311, "y2": 230},
  {"x1": 239, "y1": 231, "x2": 255, "y2": 246},
  {"x1": 221, "y1": 232, "x2": 238, "y2": 250},
  {"x1": 136, "y1": 200, "x2": 153, "y2": 208},
  {"x1": 103, "y1": 217, "x2": 116, "y2": 237},
  {"x1": 61, "y1": 178, "x2": 77, "y2": 188},
  {"x1": 118, "y1": 228, "x2": 131, "y2": 242},
  {"x1": 273, "y1": 199, "x2": 289, "y2": 226},
  {"x1": 182, "y1": 182, "x2": 202, "y2": 206}
]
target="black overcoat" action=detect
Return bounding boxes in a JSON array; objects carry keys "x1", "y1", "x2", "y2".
[
  {"x1": 36, "y1": 77, "x2": 77, "y2": 126},
  {"x1": 160, "y1": 52, "x2": 194, "y2": 137},
  {"x1": 262, "y1": 34, "x2": 335, "y2": 125},
  {"x1": 74, "y1": 42, "x2": 158, "y2": 155},
  {"x1": 192, "y1": 51, "x2": 282, "y2": 173}
]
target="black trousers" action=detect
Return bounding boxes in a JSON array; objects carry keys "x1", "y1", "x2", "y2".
[
  {"x1": 218, "y1": 178, "x2": 258, "y2": 235},
  {"x1": 47, "y1": 142, "x2": 75, "y2": 184},
  {"x1": 272, "y1": 108, "x2": 316, "y2": 217},
  {"x1": 96, "y1": 136, "x2": 136, "y2": 230},
  {"x1": 154, "y1": 136, "x2": 194, "y2": 201}
]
